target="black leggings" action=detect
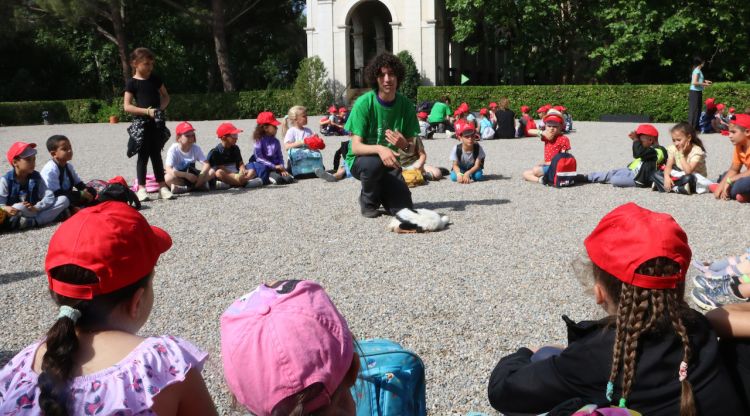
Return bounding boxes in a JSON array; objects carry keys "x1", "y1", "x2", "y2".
[
  {"x1": 688, "y1": 90, "x2": 702, "y2": 130},
  {"x1": 136, "y1": 123, "x2": 165, "y2": 186}
]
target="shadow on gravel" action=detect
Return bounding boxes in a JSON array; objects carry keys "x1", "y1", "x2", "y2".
[
  {"x1": 416, "y1": 198, "x2": 510, "y2": 211},
  {"x1": 481, "y1": 174, "x2": 512, "y2": 180},
  {"x1": 0, "y1": 270, "x2": 42, "y2": 285},
  {"x1": 0, "y1": 350, "x2": 17, "y2": 367}
]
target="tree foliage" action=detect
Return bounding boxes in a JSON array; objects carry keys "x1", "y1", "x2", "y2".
[
  {"x1": 396, "y1": 50, "x2": 420, "y2": 102},
  {"x1": 293, "y1": 56, "x2": 333, "y2": 114}
]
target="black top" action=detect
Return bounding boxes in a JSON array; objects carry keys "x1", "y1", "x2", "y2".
[
  {"x1": 494, "y1": 109, "x2": 516, "y2": 138},
  {"x1": 125, "y1": 75, "x2": 163, "y2": 109},
  {"x1": 632, "y1": 141, "x2": 667, "y2": 187},
  {"x1": 488, "y1": 310, "x2": 747, "y2": 415},
  {"x1": 207, "y1": 143, "x2": 243, "y2": 169}
]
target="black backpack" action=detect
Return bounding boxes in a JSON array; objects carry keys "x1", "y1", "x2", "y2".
[
  {"x1": 455, "y1": 143, "x2": 484, "y2": 168},
  {"x1": 97, "y1": 182, "x2": 141, "y2": 210},
  {"x1": 417, "y1": 101, "x2": 433, "y2": 113}
]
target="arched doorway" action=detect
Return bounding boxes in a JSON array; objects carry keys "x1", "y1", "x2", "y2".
[{"x1": 347, "y1": 1, "x2": 393, "y2": 88}]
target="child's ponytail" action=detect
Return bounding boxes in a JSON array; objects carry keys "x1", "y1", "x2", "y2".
[
  {"x1": 280, "y1": 106, "x2": 306, "y2": 139},
  {"x1": 280, "y1": 115, "x2": 290, "y2": 139},
  {"x1": 666, "y1": 290, "x2": 697, "y2": 416}
]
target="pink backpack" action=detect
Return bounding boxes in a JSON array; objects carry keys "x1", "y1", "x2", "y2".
[{"x1": 131, "y1": 175, "x2": 161, "y2": 193}]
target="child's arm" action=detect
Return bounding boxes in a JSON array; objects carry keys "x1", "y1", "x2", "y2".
[
  {"x1": 464, "y1": 158, "x2": 483, "y2": 180},
  {"x1": 34, "y1": 180, "x2": 55, "y2": 211},
  {"x1": 663, "y1": 153, "x2": 676, "y2": 190},
  {"x1": 0, "y1": 178, "x2": 18, "y2": 215},
  {"x1": 413, "y1": 147, "x2": 426, "y2": 170},
  {"x1": 679, "y1": 152, "x2": 703, "y2": 175},
  {"x1": 272, "y1": 141, "x2": 287, "y2": 173},
  {"x1": 715, "y1": 162, "x2": 742, "y2": 199},
  {"x1": 123, "y1": 92, "x2": 155, "y2": 117},
  {"x1": 159, "y1": 84, "x2": 170, "y2": 110}
]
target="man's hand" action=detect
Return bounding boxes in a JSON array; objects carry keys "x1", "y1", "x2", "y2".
[
  {"x1": 384, "y1": 129, "x2": 407, "y2": 150},
  {"x1": 378, "y1": 146, "x2": 400, "y2": 168}
]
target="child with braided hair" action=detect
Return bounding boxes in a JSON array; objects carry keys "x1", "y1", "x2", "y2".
[{"x1": 487, "y1": 203, "x2": 746, "y2": 415}]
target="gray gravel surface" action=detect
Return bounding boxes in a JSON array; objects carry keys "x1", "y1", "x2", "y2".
[{"x1": 1, "y1": 118, "x2": 748, "y2": 415}]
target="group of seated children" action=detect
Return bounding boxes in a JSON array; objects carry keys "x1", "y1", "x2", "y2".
[
  {"x1": 699, "y1": 97, "x2": 734, "y2": 134},
  {"x1": 3, "y1": 199, "x2": 750, "y2": 416},
  {"x1": 319, "y1": 105, "x2": 349, "y2": 136},
  {"x1": 1, "y1": 136, "x2": 95, "y2": 230}
]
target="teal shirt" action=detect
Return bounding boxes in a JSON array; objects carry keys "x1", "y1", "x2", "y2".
[
  {"x1": 690, "y1": 67, "x2": 704, "y2": 92},
  {"x1": 344, "y1": 91, "x2": 420, "y2": 169}
]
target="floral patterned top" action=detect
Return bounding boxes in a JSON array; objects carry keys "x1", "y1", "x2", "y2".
[{"x1": 0, "y1": 335, "x2": 207, "y2": 415}]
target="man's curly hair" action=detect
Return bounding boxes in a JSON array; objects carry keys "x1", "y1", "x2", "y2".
[{"x1": 365, "y1": 52, "x2": 405, "y2": 91}]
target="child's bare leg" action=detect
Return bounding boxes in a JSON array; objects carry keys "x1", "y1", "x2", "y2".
[
  {"x1": 194, "y1": 169, "x2": 213, "y2": 190},
  {"x1": 523, "y1": 166, "x2": 543, "y2": 182},
  {"x1": 334, "y1": 167, "x2": 346, "y2": 180},
  {"x1": 706, "y1": 301, "x2": 750, "y2": 338},
  {"x1": 424, "y1": 165, "x2": 442, "y2": 180},
  {"x1": 215, "y1": 169, "x2": 243, "y2": 187}
]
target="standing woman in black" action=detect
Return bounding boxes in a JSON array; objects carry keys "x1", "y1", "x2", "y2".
[{"x1": 689, "y1": 57, "x2": 712, "y2": 130}]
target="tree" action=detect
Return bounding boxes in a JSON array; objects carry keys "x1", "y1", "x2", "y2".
[
  {"x1": 293, "y1": 56, "x2": 333, "y2": 114},
  {"x1": 34, "y1": 0, "x2": 131, "y2": 83},
  {"x1": 396, "y1": 50, "x2": 419, "y2": 102}
]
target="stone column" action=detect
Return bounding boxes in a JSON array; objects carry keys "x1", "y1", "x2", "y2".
[
  {"x1": 390, "y1": 21, "x2": 401, "y2": 53},
  {"x1": 317, "y1": 0, "x2": 335, "y2": 87}
]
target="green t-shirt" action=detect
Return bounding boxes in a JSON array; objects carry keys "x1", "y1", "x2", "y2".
[
  {"x1": 344, "y1": 90, "x2": 421, "y2": 169},
  {"x1": 427, "y1": 101, "x2": 451, "y2": 123}
]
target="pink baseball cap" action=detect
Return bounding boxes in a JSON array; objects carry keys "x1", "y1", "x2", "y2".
[{"x1": 220, "y1": 280, "x2": 354, "y2": 416}]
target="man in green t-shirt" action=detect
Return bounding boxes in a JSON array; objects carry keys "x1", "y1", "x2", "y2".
[
  {"x1": 428, "y1": 95, "x2": 453, "y2": 133},
  {"x1": 344, "y1": 52, "x2": 420, "y2": 218}
]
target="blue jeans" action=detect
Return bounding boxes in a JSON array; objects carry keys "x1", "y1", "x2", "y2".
[
  {"x1": 450, "y1": 167, "x2": 484, "y2": 182},
  {"x1": 588, "y1": 167, "x2": 636, "y2": 187},
  {"x1": 730, "y1": 176, "x2": 750, "y2": 199}
]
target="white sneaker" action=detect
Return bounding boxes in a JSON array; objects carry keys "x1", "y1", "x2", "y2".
[
  {"x1": 170, "y1": 184, "x2": 189, "y2": 194},
  {"x1": 215, "y1": 181, "x2": 231, "y2": 190},
  {"x1": 136, "y1": 187, "x2": 149, "y2": 202},
  {"x1": 159, "y1": 186, "x2": 174, "y2": 200},
  {"x1": 245, "y1": 178, "x2": 264, "y2": 188}
]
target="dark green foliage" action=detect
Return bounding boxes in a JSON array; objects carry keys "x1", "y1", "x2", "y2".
[
  {"x1": 396, "y1": 50, "x2": 419, "y2": 102},
  {"x1": 418, "y1": 83, "x2": 750, "y2": 122},
  {"x1": 0, "y1": 90, "x2": 295, "y2": 125},
  {"x1": 293, "y1": 56, "x2": 333, "y2": 114}
]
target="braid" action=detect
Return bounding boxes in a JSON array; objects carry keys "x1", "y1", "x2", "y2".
[
  {"x1": 38, "y1": 300, "x2": 87, "y2": 416},
  {"x1": 620, "y1": 287, "x2": 650, "y2": 401},
  {"x1": 608, "y1": 283, "x2": 635, "y2": 394},
  {"x1": 667, "y1": 291, "x2": 697, "y2": 416}
]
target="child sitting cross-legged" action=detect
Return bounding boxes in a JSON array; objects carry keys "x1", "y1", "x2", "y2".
[
  {"x1": 398, "y1": 135, "x2": 443, "y2": 182},
  {"x1": 652, "y1": 122, "x2": 708, "y2": 195},
  {"x1": 251, "y1": 111, "x2": 294, "y2": 185},
  {"x1": 281, "y1": 105, "x2": 337, "y2": 182},
  {"x1": 1, "y1": 142, "x2": 69, "y2": 230},
  {"x1": 450, "y1": 124, "x2": 485, "y2": 184},
  {"x1": 522, "y1": 111, "x2": 571, "y2": 183},
  {"x1": 578, "y1": 124, "x2": 666, "y2": 188},
  {"x1": 710, "y1": 114, "x2": 750, "y2": 202},
  {"x1": 220, "y1": 280, "x2": 360, "y2": 416},
  {"x1": 207, "y1": 122, "x2": 263, "y2": 189},
  {"x1": 40, "y1": 135, "x2": 96, "y2": 213},
  {"x1": 487, "y1": 202, "x2": 748, "y2": 415},
  {"x1": 0, "y1": 201, "x2": 218, "y2": 415},
  {"x1": 165, "y1": 121, "x2": 213, "y2": 194}
]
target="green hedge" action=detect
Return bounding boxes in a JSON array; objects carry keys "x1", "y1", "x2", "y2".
[
  {"x1": 417, "y1": 83, "x2": 750, "y2": 122},
  {"x1": 0, "y1": 89, "x2": 295, "y2": 126}
]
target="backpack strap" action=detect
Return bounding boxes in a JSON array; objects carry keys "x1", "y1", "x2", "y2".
[
  {"x1": 455, "y1": 144, "x2": 462, "y2": 163},
  {"x1": 473, "y1": 143, "x2": 483, "y2": 168}
]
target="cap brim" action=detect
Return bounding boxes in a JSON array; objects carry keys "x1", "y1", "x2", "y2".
[
  {"x1": 545, "y1": 121, "x2": 562, "y2": 127},
  {"x1": 151, "y1": 226, "x2": 173, "y2": 254}
]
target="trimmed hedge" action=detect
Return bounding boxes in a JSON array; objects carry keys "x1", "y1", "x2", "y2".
[
  {"x1": 417, "y1": 83, "x2": 750, "y2": 122},
  {"x1": 0, "y1": 90, "x2": 295, "y2": 126}
]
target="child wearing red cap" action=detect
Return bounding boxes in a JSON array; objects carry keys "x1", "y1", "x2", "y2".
[
  {"x1": 0, "y1": 202, "x2": 218, "y2": 415},
  {"x1": 712, "y1": 103, "x2": 730, "y2": 133},
  {"x1": 417, "y1": 111, "x2": 431, "y2": 139},
  {"x1": 1, "y1": 141, "x2": 70, "y2": 230},
  {"x1": 450, "y1": 125, "x2": 485, "y2": 183},
  {"x1": 578, "y1": 124, "x2": 666, "y2": 188},
  {"x1": 711, "y1": 113, "x2": 750, "y2": 202},
  {"x1": 123, "y1": 47, "x2": 173, "y2": 202},
  {"x1": 252, "y1": 111, "x2": 294, "y2": 185},
  {"x1": 164, "y1": 121, "x2": 213, "y2": 194},
  {"x1": 698, "y1": 98, "x2": 718, "y2": 134},
  {"x1": 478, "y1": 108, "x2": 495, "y2": 140},
  {"x1": 516, "y1": 105, "x2": 537, "y2": 137},
  {"x1": 281, "y1": 105, "x2": 338, "y2": 182},
  {"x1": 522, "y1": 111, "x2": 571, "y2": 183},
  {"x1": 207, "y1": 122, "x2": 263, "y2": 189},
  {"x1": 488, "y1": 202, "x2": 747, "y2": 415},
  {"x1": 220, "y1": 280, "x2": 360, "y2": 416},
  {"x1": 319, "y1": 105, "x2": 338, "y2": 136}
]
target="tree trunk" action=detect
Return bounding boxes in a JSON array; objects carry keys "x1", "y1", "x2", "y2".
[
  {"x1": 212, "y1": 0, "x2": 236, "y2": 92},
  {"x1": 109, "y1": 0, "x2": 130, "y2": 83}
]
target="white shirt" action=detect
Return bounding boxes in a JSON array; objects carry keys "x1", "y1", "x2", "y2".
[
  {"x1": 165, "y1": 143, "x2": 207, "y2": 171},
  {"x1": 284, "y1": 126, "x2": 314, "y2": 144},
  {"x1": 40, "y1": 160, "x2": 82, "y2": 193}
]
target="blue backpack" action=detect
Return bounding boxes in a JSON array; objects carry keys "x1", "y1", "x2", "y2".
[
  {"x1": 352, "y1": 339, "x2": 426, "y2": 416},
  {"x1": 288, "y1": 148, "x2": 325, "y2": 176}
]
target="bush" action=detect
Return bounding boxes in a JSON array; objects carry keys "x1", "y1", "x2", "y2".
[
  {"x1": 293, "y1": 56, "x2": 333, "y2": 114},
  {"x1": 417, "y1": 83, "x2": 750, "y2": 122},
  {"x1": 397, "y1": 50, "x2": 420, "y2": 102},
  {"x1": 0, "y1": 90, "x2": 296, "y2": 126}
]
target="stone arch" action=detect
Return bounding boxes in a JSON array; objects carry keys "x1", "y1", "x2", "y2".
[{"x1": 344, "y1": 0, "x2": 394, "y2": 88}]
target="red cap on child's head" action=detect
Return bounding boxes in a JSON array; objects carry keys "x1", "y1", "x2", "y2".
[
  {"x1": 175, "y1": 121, "x2": 195, "y2": 136},
  {"x1": 6, "y1": 142, "x2": 37, "y2": 165},
  {"x1": 338, "y1": 107, "x2": 347, "y2": 113},
  {"x1": 417, "y1": 111, "x2": 428, "y2": 119},
  {"x1": 729, "y1": 107, "x2": 736, "y2": 114},
  {"x1": 717, "y1": 103, "x2": 726, "y2": 111},
  {"x1": 731, "y1": 114, "x2": 750, "y2": 130},
  {"x1": 480, "y1": 108, "x2": 488, "y2": 115},
  {"x1": 216, "y1": 122, "x2": 243, "y2": 138},
  {"x1": 456, "y1": 124, "x2": 477, "y2": 137},
  {"x1": 520, "y1": 105, "x2": 530, "y2": 113},
  {"x1": 256, "y1": 112, "x2": 280, "y2": 127},
  {"x1": 328, "y1": 106, "x2": 337, "y2": 113},
  {"x1": 635, "y1": 124, "x2": 659, "y2": 138},
  {"x1": 584, "y1": 202, "x2": 691, "y2": 290},
  {"x1": 705, "y1": 98, "x2": 716, "y2": 110},
  {"x1": 489, "y1": 102, "x2": 498, "y2": 108},
  {"x1": 45, "y1": 201, "x2": 172, "y2": 300},
  {"x1": 536, "y1": 104, "x2": 551, "y2": 114}
]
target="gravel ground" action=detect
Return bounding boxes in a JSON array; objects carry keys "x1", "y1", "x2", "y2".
[{"x1": 1, "y1": 118, "x2": 748, "y2": 415}]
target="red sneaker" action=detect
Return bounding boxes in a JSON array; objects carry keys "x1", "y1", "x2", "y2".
[
  {"x1": 736, "y1": 193, "x2": 750, "y2": 203},
  {"x1": 708, "y1": 183, "x2": 719, "y2": 194}
]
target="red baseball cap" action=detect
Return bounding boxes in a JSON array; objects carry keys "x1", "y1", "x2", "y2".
[
  {"x1": 459, "y1": 102, "x2": 470, "y2": 112},
  {"x1": 417, "y1": 111, "x2": 428, "y2": 119},
  {"x1": 729, "y1": 107, "x2": 736, "y2": 114},
  {"x1": 731, "y1": 114, "x2": 750, "y2": 130},
  {"x1": 705, "y1": 98, "x2": 716, "y2": 110},
  {"x1": 520, "y1": 105, "x2": 530, "y2": 113},
  {"x1": 489, "y1": 102, "x2": 498, "y2": 108},
  {"x1": 635, "y1": 124, "x2": 659, "y2": 138},
  {"x1": 175, "y1": 121, "x2": 195, "y2": 136},
  {"x1": 717, "y1": 103, "x2": 726, "y2": 111},
  {"x1": 584, "y1": 203, "x2": 690, "y2": 290},
  {"x1": 6, "y1": 142, "x2": 37, "y2": 165},
  {"x1": 328, "y1": 106, "x2": 337, "y2": 113},
  {"x1": 536, "y1": 104, "x2": 551, "y2": 114},
  {"x1": 543, "y1": 113, "x2": 564, "y2": 127},
  {"x1": 45, "y1": 201, "x2": 172, "y2": 300},
  {"x1": 216, "y1": 122, "x2": 243, "y2": 138},
  {"x1": 257, "y1": 111, "x2": 280, "y2": 127},
  {"x1": 454, "y1": 109, "x2": 463, "y2": 116},
  {"x1": 457, "y1": 124, "x2": 477, "y2": 137},
  {"x1": 338, "y1": 107, "x2": 347, "y2": 113},
  {"x1": 480, "y1": 108, "x2": 488, "y2": 115}
]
